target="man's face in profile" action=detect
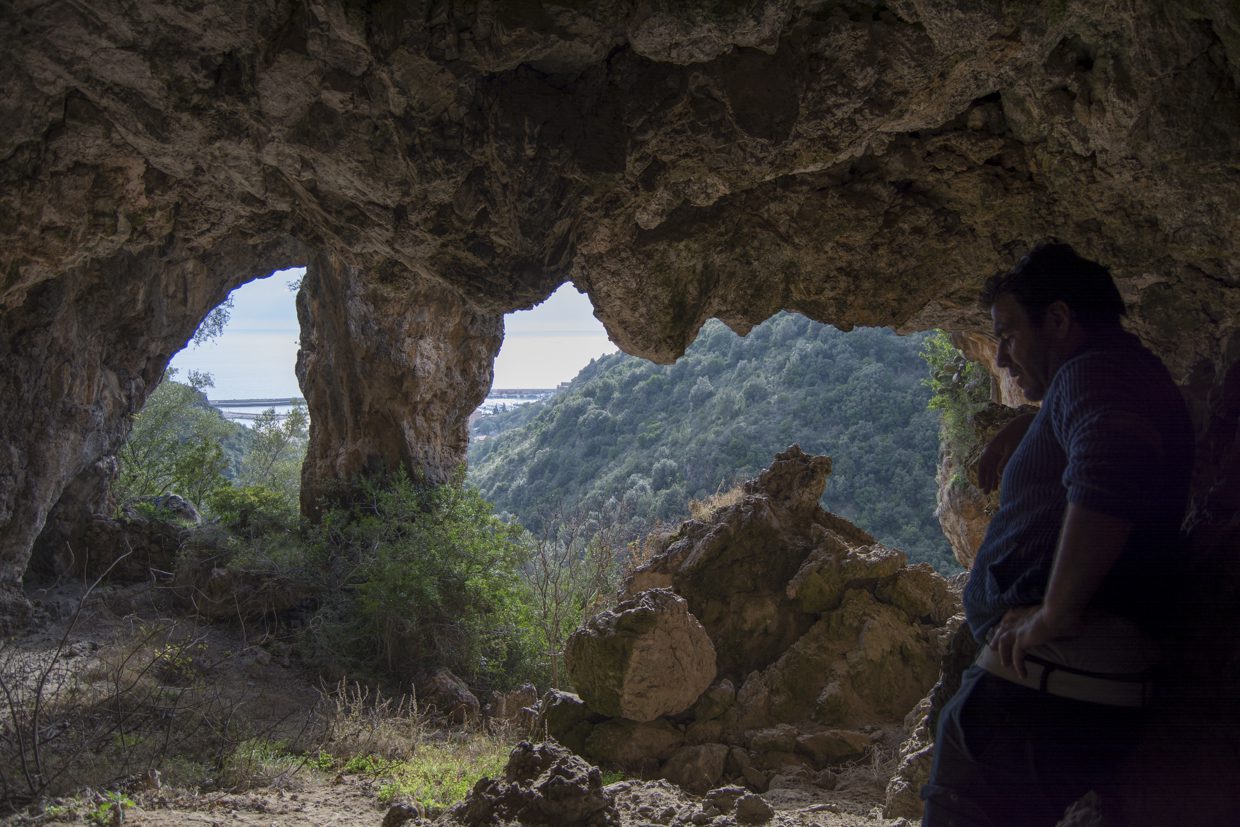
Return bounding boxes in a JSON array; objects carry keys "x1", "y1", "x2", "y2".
[{"x1": 991, "y1": 292, "x2": 1054, "y2": 403}]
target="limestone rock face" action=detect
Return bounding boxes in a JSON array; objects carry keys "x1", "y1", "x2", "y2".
[
  {"x1": 564, "y1": 448, "x2": 959, "y2": 792},
  {"x1": 3, "y1": 0, "x2": 1240, "y2": 605},
  {"x1": 296, "y1": 252, "x2": 502, "y2": 514},
  {"x1": 884, "y1": 618, "x2": 978, "y2": 818},
  {"x1": 565, "y1": 588, "x2": 717, "y2": 722}
]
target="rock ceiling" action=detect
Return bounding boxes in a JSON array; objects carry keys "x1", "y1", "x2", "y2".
[{"x1": 1, "y1": 0, "x2": 1238, "y2": 598}]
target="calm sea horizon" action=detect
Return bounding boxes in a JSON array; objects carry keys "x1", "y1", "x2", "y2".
[{"x1": 171, "y1": 330, "x2": 615, "y2": 401}]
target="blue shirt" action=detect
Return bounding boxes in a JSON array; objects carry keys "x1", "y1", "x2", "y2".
[{"x1": 963, "y1": 330, "x2": 1194, "y2": 642}]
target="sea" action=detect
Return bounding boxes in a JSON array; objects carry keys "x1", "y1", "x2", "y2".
[{"x1": 170, "y1": 328, "x2": 612, "y2": 427}]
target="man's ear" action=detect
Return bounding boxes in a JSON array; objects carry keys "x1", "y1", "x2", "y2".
[{"x1": 1043, "y1": 300, "x2": 1074, "y2": 338}]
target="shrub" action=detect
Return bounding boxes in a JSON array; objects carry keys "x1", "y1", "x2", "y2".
[
  {"x1": 205, "y1": 484, "x2": 298, "y2": 539},
  {"x1": 307, "y1": 471, "x2": 540, "y2": 691},
  {"x1": 920, "y1": 331, "x2": 992, "y2": 458}
]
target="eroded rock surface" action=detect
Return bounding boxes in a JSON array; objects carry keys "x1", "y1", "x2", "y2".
[
  {"x1": 566, "y1": 588, "x2": 717, "y2": 723},
  {"x1": 296, "y1": 252, "x2": 503, "y2": 515},
  {"x1": 4, "y1": 1, "x2": 1240, "y2": 606},
  {"x1": 441, "y1": 740, "x2": 618, "y2": 827},
  {"x1": 550, "y1": 447, "x2": 959, "y2": 793}
]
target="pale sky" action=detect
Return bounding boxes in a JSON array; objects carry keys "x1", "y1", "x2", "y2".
[{"x1": 170, "y1": 269, "x2": 617, "y2": 399}]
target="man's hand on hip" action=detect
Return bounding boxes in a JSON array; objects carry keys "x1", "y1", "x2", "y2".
[{"x1": 989, "y1": 604, "x2": 1075, "y2": 679}]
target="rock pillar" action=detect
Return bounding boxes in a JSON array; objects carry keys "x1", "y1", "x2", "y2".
[
  {"x1": 0, "y1": 247, "x2": 258, "y2": 625},
  {"x1": 296, "y1": 254, "x2": 503, "y2": 516}
]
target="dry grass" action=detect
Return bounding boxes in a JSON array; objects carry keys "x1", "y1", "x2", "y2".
[
  {"x1": 313, "y1": 678, "x2": 517, "y2": 813},
  {"x1": 687, "y1": 483, "x2": 746, "y2": 522},
  {"x1": 0, "y1": 576, "x2": 529, "y2": 821},
  {"x1": 315, "y1": 678, "x2": 426, "y2": 762},
  {"x1": 0, "y1": 589, "x2": 320, "y2": 815}
]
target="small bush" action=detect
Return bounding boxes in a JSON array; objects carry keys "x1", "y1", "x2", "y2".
[
  {"x1": 306, "y1": 471, "x2": 541, "y2": 691},
  {"x1": 315, "y1": 678, "x2": 511, "y2": 813},
  {"x1": 205, "y1": 484, "x2": 298, "y2": 538},
  {"x1": 920, "y1": 331, "x2": 992, "y2": 458},
  {"x1": 375, "y1": 736, "x2": 509, "y2": 811}
]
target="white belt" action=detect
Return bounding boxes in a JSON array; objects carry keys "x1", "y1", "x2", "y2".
[
  {"x1": 976, "y1": 645, "x2": 1153, "y2": 708},
  {"x1": 977, "y1": 613, "x2": 1160, "y2": 708}
]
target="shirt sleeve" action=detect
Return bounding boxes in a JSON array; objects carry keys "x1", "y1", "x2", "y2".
[{"x1": 1050, "y1": 355, "x2": 1165, "y2": 522}]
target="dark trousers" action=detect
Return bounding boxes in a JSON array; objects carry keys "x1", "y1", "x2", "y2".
[{"x1": 922, "y1": 665, "x2": 1142, "y2": 827}]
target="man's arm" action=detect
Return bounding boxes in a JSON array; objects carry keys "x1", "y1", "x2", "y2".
[
  {"x1": 989, "y1": 502, "x2": 1132, "y2": 677},
  {"x1": 977, "y1": 411, "x2": 1037, "y2": 493}
]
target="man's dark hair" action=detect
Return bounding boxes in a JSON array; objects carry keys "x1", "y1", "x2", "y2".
[{"x1": 980, "y1": 242, "x2": 1126, "y2": 329}]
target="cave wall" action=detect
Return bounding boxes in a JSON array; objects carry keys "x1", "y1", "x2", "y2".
[
  {"x1": 3, "y1": 0, "x2": 1240, "y2": 613},
  {"x1": 296, "y1": 252, "x2": 503, "y2": 515}
]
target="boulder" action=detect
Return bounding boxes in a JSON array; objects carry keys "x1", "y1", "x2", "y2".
[
  {"x1": 735, "y1": 793, "x2": 776, "y2": 824},
  {"x1": 733, "y1": 589, "x2": 946, "y2": 732},
  {"x1": 786, "y1": 542, "x2": 906, "y2": 614},
  {"x1": 692, "y1": 679, "x2": 736, "y2": 722},
  {"x1": 583, "y1": 718, "x2": 684, "y2": 774},
  {"x1": 794, "y1": 729, "x2": 872, "y2": 767},
  {"x1": 568, "y1": 447, "x2": 959, "y2": 795},
  {"x1": 535, "y1": 690, "x2": 602, "y2": 757},
  {"x1": 565, "y1": 588, "x2": 716, "y2": 722},
  {"x1": 701, "y1": 785, "x2": 747, "y2": 816},
  {"x1": 659, "y1": 743, "x2": 729, "y2": 795},
  {"x1": 417, "y1": 668, "x2": 481, "y2": 724},
  {"x1": 488, "y1": 683, "x2": 539, "y2": 728},
  {"x1": 626, "y1": 446, "x2": 875, "y2": 680},
  {"x1": 442, "y1": 741, "x2": 617, "y2": 827},
  {"x1": 874, "y1": 564, "x2": 960, "y2": 627}
]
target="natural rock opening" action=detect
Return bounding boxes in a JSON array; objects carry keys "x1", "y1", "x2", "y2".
[{"x1": 4, "y1": 2, "x2": 1240, "y2": 624}]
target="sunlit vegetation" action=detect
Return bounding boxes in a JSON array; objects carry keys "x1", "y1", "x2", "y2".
[
  {"x1": 920, "y1": 330, "x2": 993, "y2": 460},
  {"x1": 116, "y1": 369, "x2": 306, "y2": 528},
  {"x1": 469, "y1": 313, "x2": 960, "y2": 573}
]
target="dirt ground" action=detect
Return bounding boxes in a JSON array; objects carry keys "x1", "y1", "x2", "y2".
[
  {"x1": 71, "y1": 778, "x2": 915, "y2": 827},
  {"x1": 1, "y1": 580, "x2": 918, "y2": 827}
]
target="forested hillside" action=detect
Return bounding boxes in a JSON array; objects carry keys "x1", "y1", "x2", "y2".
[{"x1": 468, "y1": 314, "x2": 959, "y2": 573}]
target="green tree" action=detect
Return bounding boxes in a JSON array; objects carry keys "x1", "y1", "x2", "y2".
[
  {"x1": 238, "y1": 405, "x2": 308, "y2": 504},
  {"x1": 190, "y1": 295, "x2": 235, "y2": 346},
  {"x1": 115, "y1": 370, "x2": 234, "y2": 509}
]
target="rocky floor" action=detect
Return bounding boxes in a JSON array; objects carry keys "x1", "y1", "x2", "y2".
[
  {"x1": 103, "y1": 775, "x2": 915, "y2": 827},
  {"x1": 1, "y1": 580, "x2": 919, "y2": 827}
]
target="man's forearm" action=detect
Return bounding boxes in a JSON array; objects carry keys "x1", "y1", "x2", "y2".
[
  {"x1": 991, "y1": 502, "x2": 1132, "y2": 675},
  {"x1": 1040, "y1": 502, "x2": 1133, "y2": 634}
]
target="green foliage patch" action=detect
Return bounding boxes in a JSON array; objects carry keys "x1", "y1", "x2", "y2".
[
  {"x1": 469, "y1": 314, "x2": 959, "y2": 573},
  {"x1": 305, "y1": 471, "x2": 542, "y2": 690},
  {"x1": 116, "y1": 370, "x2": 305, "y2": 533},
  {"x1": 920, "y1": 330, "x2": 993, "y2": 461}
]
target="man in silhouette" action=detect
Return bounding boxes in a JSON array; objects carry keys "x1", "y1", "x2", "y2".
[{"x1": 921, "y1": 243, "x2": 1194, "y2": 826}]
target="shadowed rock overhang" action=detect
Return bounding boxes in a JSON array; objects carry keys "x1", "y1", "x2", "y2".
[{"x1": 1, "y1": 1, "x2": 1239, "y2": 603}]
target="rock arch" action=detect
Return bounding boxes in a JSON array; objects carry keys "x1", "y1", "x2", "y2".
[{"x1": 3, "y1": 0, "x2": 1240, "y2": 620}]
